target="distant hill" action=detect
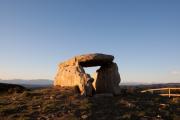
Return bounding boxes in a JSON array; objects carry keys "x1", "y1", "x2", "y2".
[
  {"x1": 121, "y1": 82, "x2": 180, "y2": 86},
  {"x1": 120, "y1": 82, "x2": 149, "y2": 86},
  {"x1": 140, "y1": 83, "x2": 180, "y2": 88},
  {"x1": 0, "y1": 79, "x2": 53, "y2": 88}
]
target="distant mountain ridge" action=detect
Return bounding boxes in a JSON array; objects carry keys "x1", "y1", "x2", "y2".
[
  {"x1": 0, "y1": 79, "x2": 53, "y2": 86},
  {"x1": 120, "y1": 82, "x2": 148, "y2": 85},
  {"x1": 121, "y1": 82, "x2": 180, "y2": 86},
  {"x1": 1, "y1": 79, "x2": 179, "y2": 88}
]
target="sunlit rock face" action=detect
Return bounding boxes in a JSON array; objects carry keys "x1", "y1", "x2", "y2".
[
  {"x1": 54, "y1": 53, "x2": 121, "y2": 95},
  {"x1": 54, "y1": 65, "x2": 87, "y2": 92}
]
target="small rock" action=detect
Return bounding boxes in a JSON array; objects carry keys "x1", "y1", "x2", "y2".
[
  {"x1": 157, "y1": 114, "x2": 161, "y2": 118},
  {"x1": 50, "y1": 96, "x2": 54, "y2": 99},
  {"x1": 81, "y1": 114, "x2": 88, "y2": 119},
  {"x1": 12, "y1": 96, "x2": 16, "y2": 100},
  {"x1": 159, "y1": 103, "x2": 166, "y2": 109}
]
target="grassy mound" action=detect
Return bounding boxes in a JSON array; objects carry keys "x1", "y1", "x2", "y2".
[{"x1": 0, "y1": 83, "x2": 27, "y2": 94}]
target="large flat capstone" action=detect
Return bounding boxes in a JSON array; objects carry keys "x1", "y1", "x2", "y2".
[{"x1": 59, "y1": 53, "x2": 114, "y2": 67}]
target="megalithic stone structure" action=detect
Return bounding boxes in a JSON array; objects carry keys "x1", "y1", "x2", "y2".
[{"x1": 54, "y1": 53, "x2": 121, "y2": 95}]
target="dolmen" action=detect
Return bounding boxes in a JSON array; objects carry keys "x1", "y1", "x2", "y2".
[{"x1": 54, "y1": 53, "x2": 121, "y2": 96}]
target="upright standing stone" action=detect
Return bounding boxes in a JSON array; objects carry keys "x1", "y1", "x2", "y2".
[
  {"x1": 95, "y1": 62, "x2": 121, "y2": 95},
  {"x1": 54, "y1": 64, "x2": 87, "y2": 93}
]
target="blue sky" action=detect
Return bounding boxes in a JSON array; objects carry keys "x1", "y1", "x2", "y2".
[{"x1": 0, "y1": 0, "x2": 180, "y2": 83}]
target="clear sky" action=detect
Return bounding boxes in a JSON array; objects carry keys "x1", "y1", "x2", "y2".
[{"x1": 0, "y1": 0, "x2": 180, "y2": 83}]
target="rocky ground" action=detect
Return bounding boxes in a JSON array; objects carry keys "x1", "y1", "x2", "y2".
[{"x1": 0, "y1": 86, "x2": 180, "y2": 120}]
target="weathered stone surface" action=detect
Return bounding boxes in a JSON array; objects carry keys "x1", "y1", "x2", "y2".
[
  {"x1": 60, "y1": 53, "x2": 114, "y2": 67},
  {"x1": 84, "y1": 77, "x2": 96, "y2": 96},
  {"x1": 54, "y1": 53, "x2": 121, "y2": 96},
  {"x1": 91, "y1": 72, "x2": 97, "y2": 90},
  {"x1": 54, "y1": 65, "x2": 87, "y2": 93},
  {"x1": 95, "y1": 62, "x2": 121, "y2": 95}
]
